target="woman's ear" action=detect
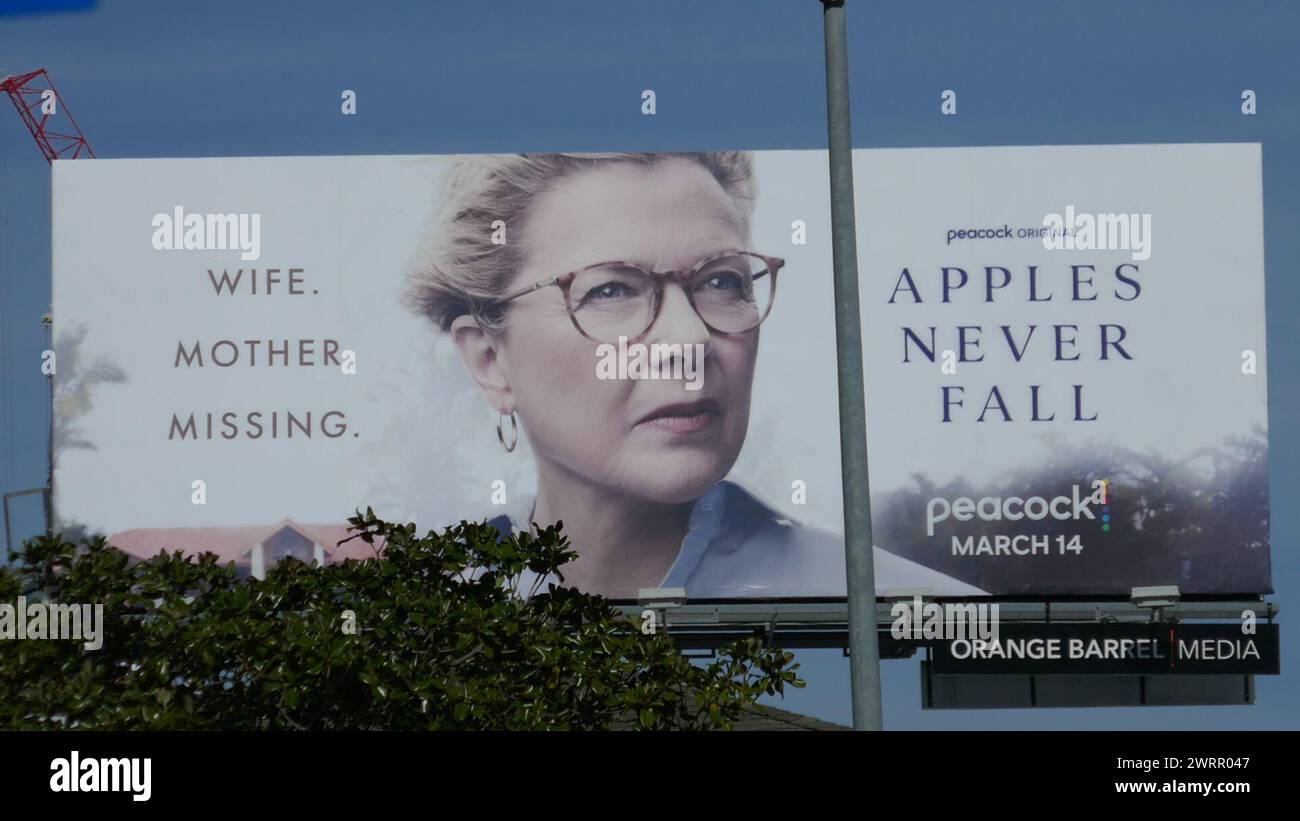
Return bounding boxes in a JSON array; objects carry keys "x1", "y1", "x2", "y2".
[{"x1": 450, "y1": 314, "x2": 513, "y2": 412}]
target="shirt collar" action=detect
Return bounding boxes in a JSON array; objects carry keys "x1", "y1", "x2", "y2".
[{"x1": 489, "y1": 480, "x2": 757, "y2": 590}]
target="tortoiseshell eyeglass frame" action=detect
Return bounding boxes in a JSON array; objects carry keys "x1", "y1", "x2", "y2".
[{"x1": 490, "y1": 250, "x2": 784, "y2": 344}]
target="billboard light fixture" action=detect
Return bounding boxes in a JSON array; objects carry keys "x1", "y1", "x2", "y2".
[
  {"x1": 1131, "y1": 585, "x2": 1180, "y2": 622},
  {"x1": 1131, "y1": 585, "x2": 1181, "y2": 608}
]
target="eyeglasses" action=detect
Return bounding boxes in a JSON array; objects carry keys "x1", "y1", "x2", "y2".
[{"x1": 493, "y1": 250, "x2": 784, "y2": 344}]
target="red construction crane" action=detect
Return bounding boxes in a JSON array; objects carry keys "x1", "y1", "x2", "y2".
[
  {"x1": 1, "y1": 68, "x2": 95, "y2": 163},
  {"x1": 0, "y1": 68, "x2": 93, "y2": 541}
]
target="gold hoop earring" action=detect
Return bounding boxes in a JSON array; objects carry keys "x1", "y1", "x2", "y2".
[{"x1": 497, "y1": 409, "x2": 518, "y2": 453}]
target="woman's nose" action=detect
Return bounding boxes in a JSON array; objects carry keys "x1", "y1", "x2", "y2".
[{"x1": 646, "y1": 281, "x2": 711, "y2": 348}]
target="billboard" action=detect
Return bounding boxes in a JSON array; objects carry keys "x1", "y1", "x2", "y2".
[
  {"x1": 50, "y1": 144, "x2": 1268, "y2": 599},
  {"x1": 857, "y1": 144, "x2": 1268, "y2": 595}
]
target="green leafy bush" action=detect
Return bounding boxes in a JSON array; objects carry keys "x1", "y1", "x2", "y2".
[{"x1": 0, "y1": 509, "x2": 801, "y2": 730}]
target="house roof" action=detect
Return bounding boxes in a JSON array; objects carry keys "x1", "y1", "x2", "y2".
[
  {"x1": 729, "y1": 703, "x2": 849, "y2": 731},
  {"x1": 108, "y1": 520, "x2": 382, "y2": 564},
  {"x1": 610, "y1": 701, "x2": 848, "y2": 731}
]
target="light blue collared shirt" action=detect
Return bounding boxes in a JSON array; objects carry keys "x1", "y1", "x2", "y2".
[{"x1": 487, "y1": 480, "x2": 986, "y2": 599}]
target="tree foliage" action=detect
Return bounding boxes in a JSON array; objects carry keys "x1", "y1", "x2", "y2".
[{"x1": 0, "y1": 510, "x2": 801, "y2": 730}]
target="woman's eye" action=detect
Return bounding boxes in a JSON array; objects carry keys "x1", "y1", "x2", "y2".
[
  {"x1": 588, "y1": 281, "x2": 636, "y2": 300},
  {"x1": 698, "y1": 271, "x2": 745, "y2": 290}
]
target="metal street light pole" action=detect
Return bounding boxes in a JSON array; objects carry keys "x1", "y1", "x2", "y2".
[
  {"x1": 820, "y1": 0, "x2": 883, "y2": 731},
  {"x1": 44, "y1": 310, "x2": 54, "y2": 537}
]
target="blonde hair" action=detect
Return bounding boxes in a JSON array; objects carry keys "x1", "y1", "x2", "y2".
[{"x1": 404, "y1": 151, "x2": 757, "y2": 334}]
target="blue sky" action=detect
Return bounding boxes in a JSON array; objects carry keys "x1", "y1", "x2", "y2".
[{"x1": 1, "y1": 0, "x2": 1296, "y2": 728}]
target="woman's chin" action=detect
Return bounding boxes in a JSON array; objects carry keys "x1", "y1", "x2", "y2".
[{"x1": 617, "y1": 457, "x2": 733, "y2": 505}]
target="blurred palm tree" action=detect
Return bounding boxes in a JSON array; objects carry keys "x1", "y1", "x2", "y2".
[{"x1": 52, "y1": 323, "x2": 126, "y2": 466}]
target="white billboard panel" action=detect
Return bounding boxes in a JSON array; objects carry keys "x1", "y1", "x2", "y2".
[{"x1": 51, "y1": 144, "x2": 1268, "y2": 598}]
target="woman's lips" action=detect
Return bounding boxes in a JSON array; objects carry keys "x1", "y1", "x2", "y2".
[
  {"x1": 636, "y1": 400, "x2": 722, "y2": 434},
  {"x1": 646, "y1": 412, "x2": 716, "y2": 434}
]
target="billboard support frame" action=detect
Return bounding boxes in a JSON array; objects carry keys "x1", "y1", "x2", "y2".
[
  {"x1": 44, "y1": 310, "x2": 54, "y2": 539},
  {"x1": 619, "y1": 598, "x2": 1278, "y2": 650},
  {"x1": 3, "y1": 487, "x2": 50, "y2": 553}
]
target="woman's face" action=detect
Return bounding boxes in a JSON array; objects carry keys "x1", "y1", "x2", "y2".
[{"x1": 495, "y1": 158, "x2": 758, "y2": 504}]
